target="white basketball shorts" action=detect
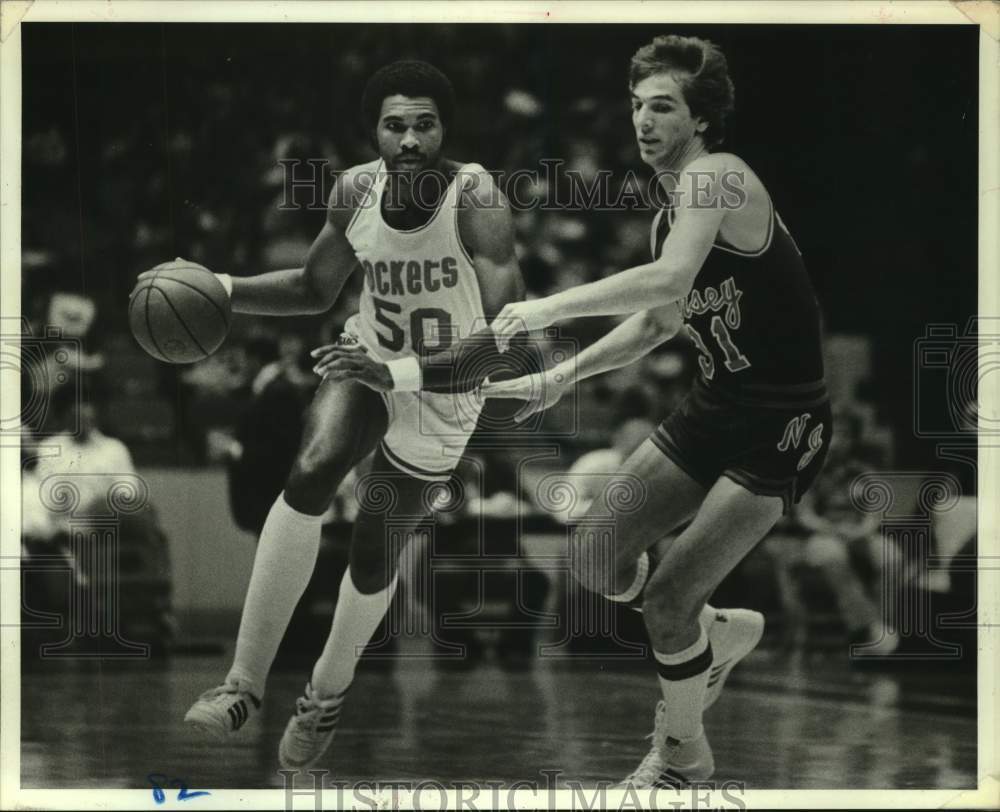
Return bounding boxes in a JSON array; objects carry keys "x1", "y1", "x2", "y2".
[{"x1": 341, "y1": 314, "x2": 482, "y2": 481}]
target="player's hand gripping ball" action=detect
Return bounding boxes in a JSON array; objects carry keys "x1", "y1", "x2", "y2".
[{"x1": 128, "y1": 259, "x2": 232, "y2": 364}]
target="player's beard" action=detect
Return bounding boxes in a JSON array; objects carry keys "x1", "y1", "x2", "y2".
[
  {"x1": 389, "y1": 141, "x2": 444, "y2": 173},
  {"x1": 385, "y1": 163, "x2": 448, "y2": 213},
  {"x1": 390, "y1": 151, "x2": 427, "y2": 172}
]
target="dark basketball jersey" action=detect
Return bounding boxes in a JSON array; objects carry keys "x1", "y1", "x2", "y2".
[{"x1": 652, "y1": 196, "x2": 826, "y2": 406}]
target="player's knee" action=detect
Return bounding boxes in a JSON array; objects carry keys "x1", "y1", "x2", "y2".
[
  {"x1": 804, "y1": 534, "x2": 848, "y2": 568},
  {"x1": 285, "y1": 444, "x2": 355, "y2": 514},
  {"x1": 349, "y1": 560, "x2": 397, "y2": 594}
]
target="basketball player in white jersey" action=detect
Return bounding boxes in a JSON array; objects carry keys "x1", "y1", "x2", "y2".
[{"x1": 174, "y1": 61, "x2": 532, "y2": 770}]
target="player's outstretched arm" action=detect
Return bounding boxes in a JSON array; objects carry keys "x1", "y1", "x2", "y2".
[
  {"x1": 482, "y1": 304, "x2": 682, "y2": 421},
  {"x1": 228, "y1": 170, "x2": 367, "y2": 315},
  {"x1": 142, "y1": 171, "x2": 366, "y2": 317},
  {"x1": 490, "y1": 155, "x2": 730, "y2": 351}
]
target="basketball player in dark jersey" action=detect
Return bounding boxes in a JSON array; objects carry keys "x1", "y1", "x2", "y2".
[{"x1": 481, "y1": 35, "x2": 832, "y2": 786}]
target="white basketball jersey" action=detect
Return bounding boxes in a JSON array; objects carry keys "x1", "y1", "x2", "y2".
[{"x1": 345, "y1": 159, "x2": 485, "y2": 362}]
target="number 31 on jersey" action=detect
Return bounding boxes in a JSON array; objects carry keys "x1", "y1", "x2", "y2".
[{"x1": 685, "y1": 318, "x2": 751, "y2": 380}]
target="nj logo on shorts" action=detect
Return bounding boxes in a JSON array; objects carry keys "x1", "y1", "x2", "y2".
[{"x1": 777, "y1": 412, "x2": 825, "y2": 471}]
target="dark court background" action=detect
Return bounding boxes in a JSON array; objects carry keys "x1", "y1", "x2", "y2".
[{"x1": 21, "y1": 23, "x2": 979, "y2": 477}]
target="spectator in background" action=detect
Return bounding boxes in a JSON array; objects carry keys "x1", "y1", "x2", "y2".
[
  {"x1": 550, "y1": 417, "x2": 657, "y2": 524},
  {"x1": 278, "y1": 333, "x2": 316, "y2": 391},
  {"x1": 225, "y1": 336, "x2": 310, "y2": 535},
  {"x1": 31, "y1": 388, "x2": 138, "y2": 517},
  {"x1": 767, "y1": 407, "x2": 901, "y2": 655},
  {"x1": 447, "y1": 450, "x2": 536, "y2": 521},
  {"x1": 22, "y1": 385, "x2": 175, "y2": 655}
]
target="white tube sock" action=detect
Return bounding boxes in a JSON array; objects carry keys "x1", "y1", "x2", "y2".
[
  {"x1": 226, "y1": 492, "x2": 323, "y2": 697},
  {"x1": 653, "y1": 624, "x2": 713, "y2": 741},
  {"x1": 311, "y1": 569, "x2": 399, "y2": 698}
]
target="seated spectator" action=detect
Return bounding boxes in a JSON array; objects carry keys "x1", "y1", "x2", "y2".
[
  {"x1": 766, "y1": 408, "x2": 901, "y2": 655},
  {"x1": 450, "y1": 450, "x2": 537, "y2": 521},
  {"x1": 31, "y1": 393, "x2": 139, "y2": 521},
  {"x1": 22, "y1": 388, "x2": 174, "y2": 656},
  {"x1": 46, "y1": 290, "x2": 105, "y2": 374},
  {"x1": 225, "y1": 336, "x2": 310, "y2": 535}
]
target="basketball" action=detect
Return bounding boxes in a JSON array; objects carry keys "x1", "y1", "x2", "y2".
[{"x1": 128, "y1": 260, "x2": 232, "y2": 364}]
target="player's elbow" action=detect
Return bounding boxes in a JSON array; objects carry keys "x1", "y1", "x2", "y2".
[
  {"x1": 641, "y1": 308, "x2": 681, "y2": 344},
  {"x1": 649, "y1": 259, "x2": 697, "y2": 305},
  {"x1": 302, "y1": 298, "x2": 335, "y2": 316}
]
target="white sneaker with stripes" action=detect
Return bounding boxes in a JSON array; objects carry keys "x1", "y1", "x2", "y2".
[
  {"x1": 704, "y1": 608, "x2": 765, "y2": 709},
  {"x1": 183, "y1": 679, "x2": 262, "y2": 741},
  {"x1": 278, "y1": 683, "x2": 346, "y2": 771},
  {"x1": 619, "y1": 701, "x2": 716, "y2": 788},
  {"x1": 618, "y1": 609, "x2": 762, "y2": 787}
]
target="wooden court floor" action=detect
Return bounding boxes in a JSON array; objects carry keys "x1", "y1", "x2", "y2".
[{"x1": 20, "y1": 648, "x2": 976, "y2": 791}]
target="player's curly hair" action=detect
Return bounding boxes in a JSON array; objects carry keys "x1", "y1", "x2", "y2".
[
  {"x1": 362, "y1": 60, "x2": 456, "y2": 131},
  {"x1": 629, "y1": 35, "x2": 735, "y2": 148}
]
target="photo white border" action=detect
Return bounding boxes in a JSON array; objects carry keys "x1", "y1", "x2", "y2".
[{"x1": 1, "y1": 1, "x2": 997, "y2": 809}]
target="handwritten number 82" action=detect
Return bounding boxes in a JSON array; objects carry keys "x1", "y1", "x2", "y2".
[{"x1": 147, "y1": 774, "x2": 211, "y2": 804}]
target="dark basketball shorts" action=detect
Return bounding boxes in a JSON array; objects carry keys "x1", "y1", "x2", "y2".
[{"x1": 651, "y1": 378, "x2": 833, "y2": 514}]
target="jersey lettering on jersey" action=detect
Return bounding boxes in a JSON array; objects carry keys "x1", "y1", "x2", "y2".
[
  {"x1": 681, "y1": 275, "x2": 750, "y2": 381},
  {"x1": 798, "y1": 424, "x2": 825, "y2": 471},
  {"x1": 361, "y1": 257, "x2": 460, "y2": 297},
  {"x1": 345, "y1": 159, "x2": 486, "y2": 365},
  {"x1": 777, "y1": 413, "x2": 812, "y2": 452},
  {"x1": 678, "y1": 275, "x2": 743, "y2": 329},
  {"x1": 776, "y1": 412, "x2": 825, "y2": 471}
]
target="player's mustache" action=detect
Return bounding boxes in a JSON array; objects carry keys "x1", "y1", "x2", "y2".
[{"x1": 393, "y1": 151, "x2": 426, "y2": 163}]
